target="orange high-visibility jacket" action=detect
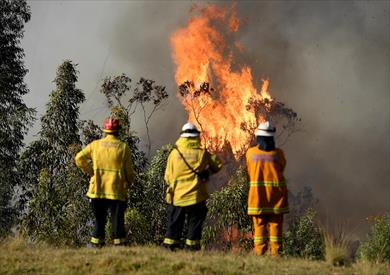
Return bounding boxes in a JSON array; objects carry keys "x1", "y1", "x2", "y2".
[
  {"x1": 75, "y1": 134, "x2": 134, "y2": 202},
  {"x1": 246, "y1": 146, "x2": 288, "y2": 215}
]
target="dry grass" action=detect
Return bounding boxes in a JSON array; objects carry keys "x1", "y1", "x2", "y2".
[
  {"x1": 1, "y1": 237, "x2": 389, "y2": 275},
  {"x1": 324, "y1": 229, "x2": 351, "y2": 267}
]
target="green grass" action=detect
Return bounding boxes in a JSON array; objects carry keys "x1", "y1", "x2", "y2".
[{"x1": 1, "y1": 238, "x2": 389, "y2": 275}]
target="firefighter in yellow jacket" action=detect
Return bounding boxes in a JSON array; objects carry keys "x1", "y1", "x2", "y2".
[
  {"x1": 163, "y1": 122, "x2": 222, "y2": 251},
  {"x1": 75, "y1": 118, "x2": 134, "y2": 247},
  {"x1": 246, "y1": 121, "x2": 288, "y2": 256}
]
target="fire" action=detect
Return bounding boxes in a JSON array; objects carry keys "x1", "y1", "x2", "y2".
[{"x1": 171, "y1": 4, "x2": 272, "y2": 158}]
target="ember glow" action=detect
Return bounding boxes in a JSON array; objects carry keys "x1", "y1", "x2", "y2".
[{"x1": 171, "y1": 4, "x2": 273, "y2": 158}]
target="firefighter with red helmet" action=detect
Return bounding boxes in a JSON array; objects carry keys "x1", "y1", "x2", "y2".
[
  {"x1": 75, "y1": 117, "x2": 134, "y2": 247},
  {"x1": 246, "y1": 121, "x2": 289, "y2": 256}
]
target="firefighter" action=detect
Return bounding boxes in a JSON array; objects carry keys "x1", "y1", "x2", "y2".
[
  {"x1": 163, "y1": 122, "x2": 223, "y2": 251},
  {"x1": 246, "y1": 121, "x2": 289, "y2": 256},
  {"x1": 75, "y1": 117, "x2": 134, "y2": 247}
]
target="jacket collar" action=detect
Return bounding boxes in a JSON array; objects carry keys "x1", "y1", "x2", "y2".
[
  {"x1": 104, "y1": 134, "x2": 120, "y2": 141},
  {"x1": 175, "y1": 137, "x2": 202, "y2": 149}
]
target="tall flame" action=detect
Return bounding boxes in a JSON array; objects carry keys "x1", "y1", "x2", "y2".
[{"x1": 171, "y1": 4, "x2": 272, "y2": 158}]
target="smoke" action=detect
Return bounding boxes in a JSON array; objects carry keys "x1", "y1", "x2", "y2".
[
  {"x1": 109, "y1": 1, "x2": 389, "y2": 236},
  {"x1": 233, "y1": 1, "x2": 390, "y2": 235},
  {"x1": 22, "y1": 1, "x2": 389, "y2": 237}
]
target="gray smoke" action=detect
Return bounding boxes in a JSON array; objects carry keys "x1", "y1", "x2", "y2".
[{"x1": 22, "y1": 1, "x2": 389, "y2": 237}]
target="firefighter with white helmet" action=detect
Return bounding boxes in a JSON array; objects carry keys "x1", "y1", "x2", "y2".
[
  {"x1": 246, "y1": 121, "x2": 289, "y2": 256},
  {"x1": 163, "y1": 122, "x2": 223, "y2": 251},
  {"x1": 75, "y1": 117, "x2": 134, "y2": 247}
]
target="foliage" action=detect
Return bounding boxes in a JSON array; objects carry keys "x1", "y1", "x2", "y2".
[
  {"x1": 178, "y1": 81, "x2": 301, "y2": 151},
  {"x1": 99, "y1": 75, "x2": 170, "y2": 243},
  {"x1": 103, "y1": 144, "x2": 170, "y2": 245},
  {"x1": 0, "y1": 0, "x2": 35, "y2": 237},
  {"x1": 101, "y1": 74, "x2": 168, "y2": 155},
  {"x1": 138, "y1": 144, "x2": 172, "y2": 243},
  {"x1": 283, "y1": 208, "x2": 325, "y2": 260},
  {"x1": 78, "y1": 120, "x2": 102, "y2": 145},
  {"x1": 124, "y1": 208, "x2": 152, "y2": 245},
  {"x1": 203, "y1": 165, "x2": 251, "y2": 250},
  {"x1": 178, "y1": 81, "x2": 213, "y2": 134},
  {"x1": 19, "y1": 60, "x2": 90, "y2": 246},
  {"x1": 286, "y1": 186, "x2": 318, "y2": 226},
  {"x1": 358, "y1": 214, "x2": 390, "y2": 263},
  {"x1": 244, "y1": 97, "x2": 301, "y2": 146}
]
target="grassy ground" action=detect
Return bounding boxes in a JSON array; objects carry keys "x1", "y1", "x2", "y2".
[{"x1": 1, "y1": 238, "x2": 389, "y2": 275}]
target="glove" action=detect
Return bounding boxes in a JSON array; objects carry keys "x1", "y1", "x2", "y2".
[{"x1": 198, "y1": 169, "x2": 210, "y2": 182}]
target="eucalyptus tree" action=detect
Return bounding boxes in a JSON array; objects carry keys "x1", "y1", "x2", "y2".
[
  {"x1": 20, "y1": 61, "x2": 90, "y2": 245},
  {"x1": 0, "y1": 0, "x2": 34, "y2": 237}
]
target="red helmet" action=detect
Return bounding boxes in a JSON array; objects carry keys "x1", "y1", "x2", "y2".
[{"x1": 103, "y1": 118, "x2": 120, "y2": 133}]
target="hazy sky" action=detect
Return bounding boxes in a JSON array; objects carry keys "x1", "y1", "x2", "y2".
[{"x1": 21, "y1": 0, "x2": 389, "y2": 236}]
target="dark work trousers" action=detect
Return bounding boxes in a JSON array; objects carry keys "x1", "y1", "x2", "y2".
[
  {"x1": 165, "y1": 201, "x2": 208, "y2": 244},
  {"x1": 90, "y1": 198, "x2": 127, "y2": 243}
]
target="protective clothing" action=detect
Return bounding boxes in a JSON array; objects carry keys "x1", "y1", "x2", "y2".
[
  {"x1": 246, "y1": 129, "x2": 288, "y2": 255},
  {"x1": 164, "y1": 201, "x2": 208, "y2": 251},
  {"x1": 75, "y1": 132, "x2": 134, "y2": 247},
  {"x1": 163, "y1": 136, "x2": 222, "y2": 250},
  {"x1": 164, "y1": 137, "x2": 222, "y2": 206},
  {"x1": 255, "y1": 121, "x2": 276, "y2": 137},
  {"x1": 252, "y1": 215, "x2": 283, "y2": 255},
  {"x1": 90, "y1": 199, "x2": 127, "y2": 246},
  {"x1": 246, "y1": 146, "x2": 288, "y2": 215},
  {"x1": 180, "y1": 122, "x2": 200, "y2": 138},
  {"x1": 75, "y1": 134, "x2": 134, "y2": 201}
]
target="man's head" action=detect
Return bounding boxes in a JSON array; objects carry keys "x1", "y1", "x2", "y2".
[
  {"x1": 103, "y1": 117, "x2": 120, "y2": 134},
  {"x1": 255, "y1": 121, "x2": 276, "y2": 151},
  {"x1": 180, "y1": 122, "x2": 200, "y2": 138}
]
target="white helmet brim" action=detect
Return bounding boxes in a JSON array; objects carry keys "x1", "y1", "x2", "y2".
[
  {"x1": 255, "y1": 129, "x2": 275, "y2": 137},
  {"x1": 180, "y1": 132, "x2": 200, "y2": 138}
]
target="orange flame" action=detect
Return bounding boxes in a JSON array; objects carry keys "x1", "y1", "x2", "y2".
[{"x1": 171, "y1": 4, "x2": 272, "y2": 158}]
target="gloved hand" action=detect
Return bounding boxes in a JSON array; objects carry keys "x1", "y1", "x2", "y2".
[{"x1": 198, "y1": 169, "x2": 210, "y2": 182}]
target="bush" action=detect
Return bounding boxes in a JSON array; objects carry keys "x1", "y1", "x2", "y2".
[
  {"x1": 203, "y1": 165, "x2": 252, "y2": 250},
  {"x1": 138, "y1": 144, "x2": 172, "y2": 244},
  {"x1": 125, "y1": 208, "x2": 151, "y2": 245},
  {"x1": 358, "y1": 214, "x2": 390, "y2": 263},
  {"x1": 283, "y1": 208, "x2": 325, "y2": 260}
]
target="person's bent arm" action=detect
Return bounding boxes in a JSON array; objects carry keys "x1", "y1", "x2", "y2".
[
  {"x1": 75, "y1": 144, "x2": 94, "y2": 176},
  {"x1": 207, "y1": 152, "x2": 223, "y2": 175}
]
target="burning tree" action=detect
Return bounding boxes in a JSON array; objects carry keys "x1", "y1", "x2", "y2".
[
  {"x1": 178, "y1": 80, "x2": 301, "y2": 158},
  {"x1": 172, "y1": 4, "x2": 302, "y2": 250}
]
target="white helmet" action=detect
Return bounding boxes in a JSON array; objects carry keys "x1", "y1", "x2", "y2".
[
  {"x1": 180, "y1": 122, "x2": 200, "y2": 137},
  {"x1": 255, "y1": 121, "x2": 276, "y2": 137}
]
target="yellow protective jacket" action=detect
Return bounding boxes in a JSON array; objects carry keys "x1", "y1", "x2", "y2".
[
  {"x1": 246, "y1": 146, "x2": 289, "y2": 215},
  {"x1": 75, "y1": 134, "x2": 134, "y2": 202},
  {"x1": 164, "y1": 137, "x2": 223, "y2": 207}
]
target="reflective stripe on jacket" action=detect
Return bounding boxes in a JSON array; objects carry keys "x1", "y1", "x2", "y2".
[
  {"x1": 164, "y1": 137, "x2": 222, "y2": 207},
  {"x1": 246, "y1": 146, "x2": 288, "y2": 215},
  {"x1": 75, "y1": 134, "x2": 134, "y2": 201}
]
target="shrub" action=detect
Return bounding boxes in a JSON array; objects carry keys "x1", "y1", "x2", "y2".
[
  {"x1": 358, "y1": 214, "x2": 390, "y2": 263},
  {"x1": 203, "y1": 165, "x2": 252, "y2": 250},
  {"x1": 283, "y1": 208, "x2": 325, "y2": 260},
  {"x1": 138, "y1": 144, "x2": 172, "y2": 244},
  {"x1": 125, "y1": 208, "x2": 151, "y2": 245}
]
